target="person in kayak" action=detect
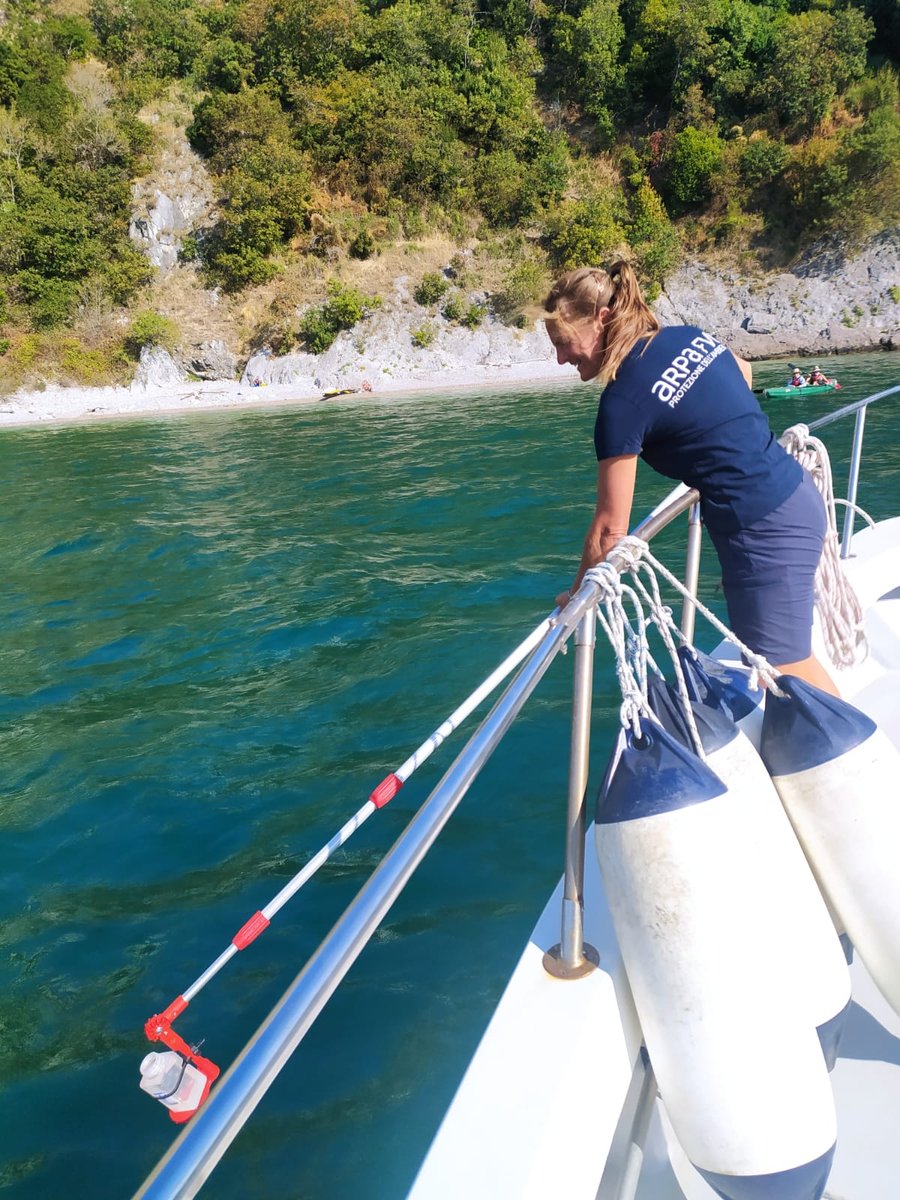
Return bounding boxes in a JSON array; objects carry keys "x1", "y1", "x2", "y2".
[
  {"x1": 787, "y1": 366, "x2": 808, "y2": 388},
  {"x1": 544, "y1": 262, "x2": 839, "y2": 696},
  {"x1": 807, "y1": 366, "x2": 833, "y2": 387}
]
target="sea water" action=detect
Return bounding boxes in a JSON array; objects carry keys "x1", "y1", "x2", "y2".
[{"x1": 1, "y1": 351, "x2": 898, "y2": 1199}]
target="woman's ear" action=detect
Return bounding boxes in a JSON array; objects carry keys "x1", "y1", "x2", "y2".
[{"x1": 594, "y1": 306, "x2": 611, "y2": 331}]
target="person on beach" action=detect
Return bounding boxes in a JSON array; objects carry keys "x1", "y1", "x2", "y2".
[{"x1": 544, "y1": 262, "x2": 839, "y2": 696}]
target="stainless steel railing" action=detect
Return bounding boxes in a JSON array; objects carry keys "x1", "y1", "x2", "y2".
[{"x1": 135, "y1": 382, "x2": 897, "y2": 1200}]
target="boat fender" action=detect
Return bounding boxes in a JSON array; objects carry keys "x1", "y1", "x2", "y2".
[
  {"x1": 760, "y1": 675, "x2": 900, "y2": 1018},
  {"x1": 645, "y1": 674, "x2": 851, "y2": 1067},
  {"x1": 645, "y1": 672, "x2": 737, "y2": 753},
  {"x1": 596, "y1": 720, "x2": 836, "y2": 1199},
  {"x1": 677, "y1": 645, "x2": 765, "y2": 748}
]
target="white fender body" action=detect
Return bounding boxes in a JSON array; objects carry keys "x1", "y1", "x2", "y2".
[
  {"x1": 761, "y1": 677, "x2": 900, "y2": 1018},
  {"x1": 596, "y1": 721, "x2": 836, "y2": 1200},
  {"x1": 703, "y1": 729, "x2": 851, "y2": 1047},
  {"x1": 646, "y1": 673, "x2": 851, "y2": 1051}
]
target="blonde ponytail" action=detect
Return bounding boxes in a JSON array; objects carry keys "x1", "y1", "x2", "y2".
[{"x1": 544, "y1": 261, "x2": 659, "y2": 383}]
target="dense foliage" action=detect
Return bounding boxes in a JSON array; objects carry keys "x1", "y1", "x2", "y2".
[{"x1": 1, "y1": 0, "x2": 899, "y2": 352}]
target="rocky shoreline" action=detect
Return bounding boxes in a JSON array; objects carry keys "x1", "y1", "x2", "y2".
[
  {"x1": 158, "y1": 227, "x2": 900, "y2": 395},
  {"x1": 3, "y1": 229, "x2": 899, "y2": 428}
]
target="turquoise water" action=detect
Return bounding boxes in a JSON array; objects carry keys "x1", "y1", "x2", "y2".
[{"x1": 1, "y1": 351, "x2": 899, "y2": 1199}]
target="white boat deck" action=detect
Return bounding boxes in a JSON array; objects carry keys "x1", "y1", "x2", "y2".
[{"x1": 409, "y1": 517, "x2": 900, "y2": 1200}]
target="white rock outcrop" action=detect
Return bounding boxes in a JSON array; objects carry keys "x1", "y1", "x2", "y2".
[
  {"x1": 240, "y1": 230, "x2": 900, "y2": 390},
  {"x1": 659, "y1": 229, "x2": 900, "y2": 358},
  {"x1": 130, "y1": 114, "x2": 215, "y2": 272},
  {"x1": 242, "y1": 281, "x2": 566, "y2": 391},
  {"x1": 131, "y1": 346, "x2": 188, "y2": 390}
]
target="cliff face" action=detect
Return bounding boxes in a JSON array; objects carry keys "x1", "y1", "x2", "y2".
[
  {"x1": 657, "y1": 230, "x2": 900, "y2": 360},
  {"x1": 123, "y1": 100, "x2": 900, "y2": 387},
  {"x1": 127, "y1": 218, "x2": 900, "y2": 393},
  {"x1": 233, "y1": 233, "x2": 900, "y2": 393}
]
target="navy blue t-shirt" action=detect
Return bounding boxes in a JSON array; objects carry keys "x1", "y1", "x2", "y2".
[{"x1": 594, "y1": 326, "x2": 801, "y2": 533}]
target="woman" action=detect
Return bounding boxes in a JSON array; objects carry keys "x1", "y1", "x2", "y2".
[{"x1": 544, "y1": 262, "x2": 838, "y2": 696}]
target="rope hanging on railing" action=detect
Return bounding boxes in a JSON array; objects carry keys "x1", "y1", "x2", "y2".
[
  {"x1": 583, "y1": 562, "x2": 655, "y2": 740},
  {"x1": 781, "y1": 423, "x2": 867, "y2": 669},
  {"x1": 607, "y1": 537, "x2": 786, "y2": 697},
  {"x1": 584, "y1": 560, "x2": 710, "y2": 757},
  {"x1": 615, "y1": 556, "x2": 713, "y2": 757}
]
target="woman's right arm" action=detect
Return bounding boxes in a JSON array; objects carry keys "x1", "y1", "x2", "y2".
[{"x1": 556, "y1": 455, "x2": 638, "y2": 608}]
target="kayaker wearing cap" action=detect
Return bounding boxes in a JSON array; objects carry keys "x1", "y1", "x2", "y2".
[
  {"x1": 808, "y1": 366, "x2": 832, "y2": 386},
  {"x1": 544, "y1": 262, "x2": 839, "y2": 696},
  {"x1": 786, "y1": 366, "x2": 807, "y2": 388}
]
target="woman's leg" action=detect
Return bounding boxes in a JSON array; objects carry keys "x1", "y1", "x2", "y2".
[
  {"x1": 710, "y1": 474, "x2": 835, "y2": 689},
  {"x1": 772, "y1": 653, "x2": 841, "y2": 697}
]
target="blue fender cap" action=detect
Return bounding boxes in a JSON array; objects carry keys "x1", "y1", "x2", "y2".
[
  {"x1": 646, "y1": 673, "x2": 738, "y2": 755},
  {"x1": 760, "y1": 675, "x2": 877, "y2": 777},
  {"x1": 698, "y1": 1142, "x2": 835, "y2": 1200},
  {"x1": 817, "y1": 998, "x2": 851, "y2": 1072},
  {"x1": 596, "y1": 719, "x2": 727, "y2": 825},
  {"x1": 678, "y1": 645, "x2": 762, "y2": 721}
]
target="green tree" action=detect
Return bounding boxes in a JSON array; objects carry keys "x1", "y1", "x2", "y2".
[
  {"x1": 739, "y1": 135, "x2": 790, "y2": 188},
  {"x1": 757, "y1": 8, "x2": 873, "y2": 130},
  {"x1": 627, "y1": 181, "x2": 680, "y2": 285},
  {"x1": 664, "y1": 125, "x2": 724, "y2": 207},
  {"x1": 545, "y1": 192, "x2": 627, "y2": 269},
  {"x1": 784, "y1": 136, "x2": 854, "y2": 227},
  {"x1": 550, "y1": 0, "x2": 625, "y2": 138},
  {"x1": 89, "y1": 0, "x2": 205, "y2": 79},
  {"x1": 297, "y1": 279, "x2": 381, "y2": 352},
  {"x1": 239, "y1": 0, "x2": 363, "y2": 94},
  {"x1": 124, "y1": 310, "x2": 179, "y2": 357}
]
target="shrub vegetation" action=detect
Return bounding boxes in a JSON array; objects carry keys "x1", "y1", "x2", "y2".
[
  {"x1": 1, "y1": 0, "x2": 899, "y2": 383},
  {"x1": 297, "y1": 280, "x2": 382, "y2": 353}
]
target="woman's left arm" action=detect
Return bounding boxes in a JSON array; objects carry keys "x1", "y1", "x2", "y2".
[
  {"x1": 731, "y1": 351, "x2": 753, "y2": 389},
  {"x1": 557, "y1": 455, "x2": 638, "y2": 607}
]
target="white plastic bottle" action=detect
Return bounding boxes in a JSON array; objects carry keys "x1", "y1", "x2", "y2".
[{"x1": 139, "y1": 1050, "x2": 207, "y2": 1114}]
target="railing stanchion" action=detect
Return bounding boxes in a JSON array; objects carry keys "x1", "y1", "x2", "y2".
[
  {"x1": 545, "y1": 603, "x2": 600, "y2": 978},
  {"x1": 681, "y1": 502, "x2": 703, "y2": 642},
  {"x1": 841, "y1": 405, "x2": 868, "y2": 559}
]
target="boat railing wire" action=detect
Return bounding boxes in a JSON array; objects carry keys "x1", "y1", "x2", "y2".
[{"x1": 134, "y1": 382, "x2": 900, "y2": 1200}]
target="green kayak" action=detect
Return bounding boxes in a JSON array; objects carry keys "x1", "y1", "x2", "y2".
[{"x1": 763, "y1": 383, "x2": 839, "y2": 399}]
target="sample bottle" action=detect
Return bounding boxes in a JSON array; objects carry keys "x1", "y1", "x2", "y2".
[{"x1": 139, "y1": 1050, "x2": 207, "y2": 1114}]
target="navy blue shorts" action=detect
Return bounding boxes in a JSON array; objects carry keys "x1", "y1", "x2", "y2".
[{"x1": 707, "y1": 472, "x2": 826, "y2": 665}]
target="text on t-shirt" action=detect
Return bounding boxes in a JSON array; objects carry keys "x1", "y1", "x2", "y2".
[{"x1": 649, "y1": 331, "x2": 725, "y2": 408}]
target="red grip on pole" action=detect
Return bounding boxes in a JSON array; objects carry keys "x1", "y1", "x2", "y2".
[
  {"x1": 232, "y1": 910, "x2": 270, "y2": 950},
  {"x1": 369, "y1": 773, "x2": 403, "y2": 808},
  {"x1": 161, "y1": 995, "x2": 188, "y2": 1023}
]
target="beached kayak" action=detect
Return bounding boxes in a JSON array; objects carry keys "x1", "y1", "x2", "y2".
[
  {"x1": 764, "y1": 383, "x2": 839, "y2": 399},
  {"x1": 320, "y1": 387, "x2": 359, "y2": 400}
]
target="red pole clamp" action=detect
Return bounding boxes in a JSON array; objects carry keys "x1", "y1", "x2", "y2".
[{"x1": 145, "y1": 999, "x2": 193, "y2": 1057}]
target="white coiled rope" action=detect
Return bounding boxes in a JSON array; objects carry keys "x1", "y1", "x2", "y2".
[{"x1": 781, "y1": 424, "x2": 867, "y2": 668}]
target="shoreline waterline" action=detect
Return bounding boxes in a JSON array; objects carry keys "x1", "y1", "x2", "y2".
[
  {"x1": 3, "y1": 343, "x2": 897, "y2": 432},
  {"x1": 0, "y1": 360, "x2": 579, "y2": 430}
]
